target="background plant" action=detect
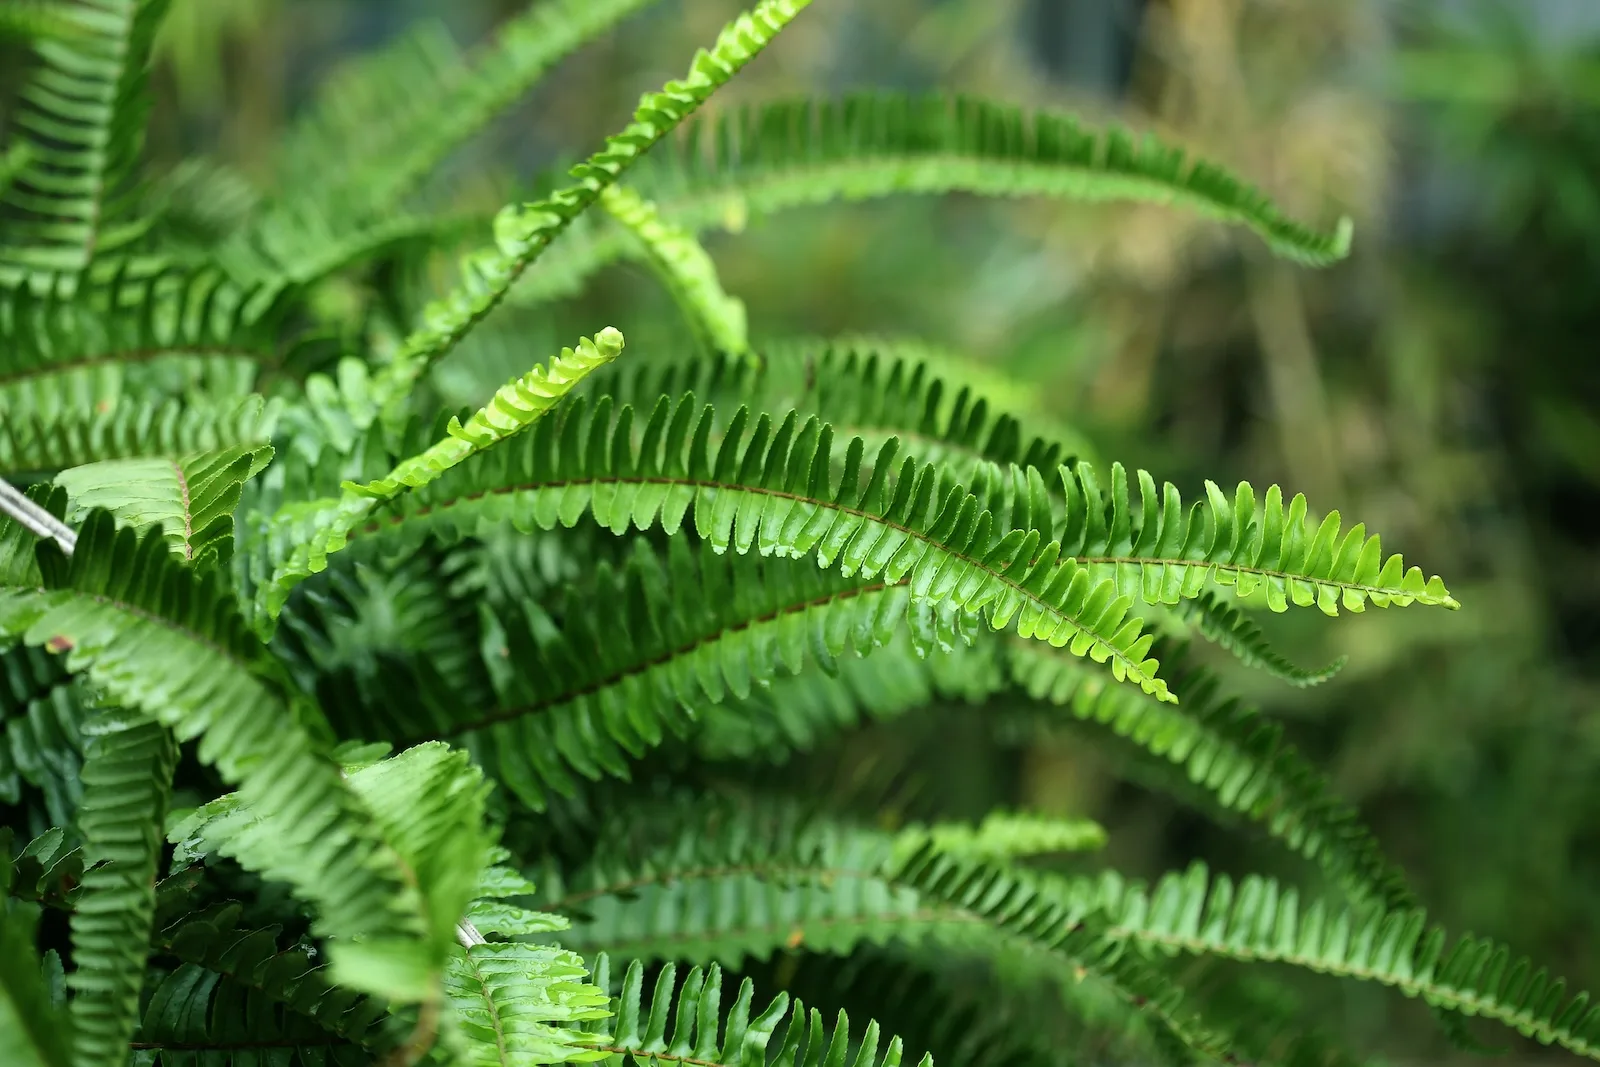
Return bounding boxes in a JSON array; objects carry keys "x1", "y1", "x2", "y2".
[{"x1": 0, "y1": 0, "x2": 1596, "y2": 1065}]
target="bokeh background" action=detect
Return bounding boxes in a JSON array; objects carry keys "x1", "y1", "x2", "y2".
[{"x1": 15, "y1": 0, "x2": 1599, "y2": 1061}]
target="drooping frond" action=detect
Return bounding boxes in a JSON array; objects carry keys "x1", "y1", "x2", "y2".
[
  {"x1": 600, "y1": 184, "x2": 750, "y2": 358},
  {"x1": 0, "y1": 0, "x2": 171, "y2": 283},
  {"x1": 1053, "y1": 460, "x2": 1457, "y2": 614},
  {"x1": 371, "y1": 0, "x2": 816, "y2": 400},
  {"x1": 1176, "y1": 590, "x2": 1346, "y2": 687},
  {"x1": 1007, "y1": 637, "x2": 1413, "y2": 912},
  {"x1": 54, "y1": 444, "x2": 271, "y2": 566},
  {"x1": 260, "y1": 393, "x2": 1175, "y2": 700},
  {"x1": 628, "y1": 93, "x2": 1354, "y2": 266},
  {"x1": 0, "y1": 893, "x2": 70, "y2": 1067},
  {"x1": 1060, "y1": 862, "x2": 1600, "y2": 1062},
  {"x1": 67, "y1": 710, "x2": 177, "y2": 1067},
  {"x1": 0, "y1": 511, "x2": 441, "y2": 999},
  {"x1": 258, "y1": 327, "x2": 623, "y2": 622},
  {"x1": 586, "y1": 955, "x2": 930, "y2": 1067},
  {"x1": 0, "y1": 395, "x2": 275, "y2": 478}
]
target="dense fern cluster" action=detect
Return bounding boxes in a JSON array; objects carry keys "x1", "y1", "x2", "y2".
[{"x1": 0, "y1": 2, "x2": 1589, "y2": 1066}]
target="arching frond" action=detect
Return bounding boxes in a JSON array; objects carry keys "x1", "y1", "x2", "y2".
[
  {"x1": 0, "y1": 0, "x2": 171, "y2": 283},
  {"x1": 54, "y1": 444, "x2": 271, "y2": 567},
  {"x1": 67, "y1": 710, "x2": 176, "y2": 1067},
  {"x1": 631, "y1": 94, "x2": 1353, "y2": 266},
  {"x1": 600, "y1": 184, "x2": 750, "y2": 358},
  {"x1": 261, "y1": 393, "x2": 1175, "y2": 700},
  {"x1": 1176, "y1": 590, "x2": 1346, "y2": 687},
  {"x1": 586, "y1": 955, "x2": 930, "y2": 1067},
  {"x1": 1007, "y1": 637, "x2": 1413, "y2": 912},
  {"x1": 370, "y1": 0, "x2": 816, "y2": 400}
]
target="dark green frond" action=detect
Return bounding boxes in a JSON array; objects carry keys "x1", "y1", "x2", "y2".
[
  {"x1": 0, "y1": 0, "x2": 171, "y2": 282},
  {"x1": 68, "y1": 710, "x2": 176, "y2": 1067},
  {"x1": 1177, "y1": 590, "x2": 1347, "y2": 687},
  {"x1": 0, "y1": 395, "x2": 275, "y2": 478},
  {"x1": 631, "y1": 93, "x2": 1353, "y2": 266},
  {"x1": 0, "y1": 643, "x2": 85, "y2": 826}
]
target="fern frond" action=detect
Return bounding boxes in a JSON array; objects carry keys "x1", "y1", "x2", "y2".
[
  {"x1": 266, "y1": 393, "x2": 1175, "y2": 700},
  {"x1": 626, "y1": 93, "x2": 1352, "y2": 266},
  {"x1": 0, "y1": 0, "x2": 171, "y2": 282},
  {"x1": 67, "y1": 709, "x2": 177, "y2": 1067},
  {"x1": 600, "y1": 184, "x2": 749, "y2": 358},
  {"x1": 54, "y1": 444, "x2": 271, "y2": 567},
  {"x1": 0, "y1": 643, "x2": 85, "y2": 825},
  {"x1": 918, "y1": 811, "x2": 1106, "y2": 863},
  {"x1": 1007, "y1": 637, "x2": 1412, "y2": 912},
  {"x1": 443, "y1": 941, "x2": 611, "y2": 1067},
  {"x1": 1054, "y1": 461, "x2": 1456, "y2": 614},
  {"x1": 0, "y1": 3, "x2": 80, "y2": 43},
  {"x1": 0, "y1": 394, "x2": 275, "y2": 478},
  {"x1": 590, "y1": 955, "x2": 929, "y2": 1067},
  {"x1": 258, "y1": 327, "x2": 623, "y2": 622},
  {"x1": 1177, "y1": 590, "x2": 1346, "y2": 687},
  {"x1": 0, "y1": 511, "x2": 441, "y2": 1000},
  {"x1": 371, "y1": 0, "x2": 815, "y2": 400},
  {"x1": 1067, "y1": 862, "x2": 1600, "y2": 1062},
  {"x1": 0, "y1": 897, "x2": 71, "y2": 1067}
]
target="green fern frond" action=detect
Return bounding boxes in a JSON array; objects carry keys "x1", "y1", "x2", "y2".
[
  {"x1": 264, "y1": 393, "x2": 1175, "y2": 700},
  {"x1": 54, "y1": 444, "x2": 271, "y2": 567},
  {"x1": 258, "y1": 327, "x2": 623, "y2": 622},
  {"x1": 917, "y1": 811, "x2": 1106, "y2": 863},
  {"x1": 600, "y1": 184, "x2": 750, "y2": 358},
  {"x1": 0, "y1": 897, "x2": 71, "y2": 1067},
  {"x1": 1063, "y1": 861, "x2": 1600, "y2": 1062},
  {"x1": 1176, "y1": 590, "x2": 1346, "y2": 687},
  {"x1": 0, "y1": 3, "x2": 80, "y2": 43},
  {"x1": 0, "y1": 0, "x2": 171, "y2": 282},
  {"x1": 627, "y1": 93, "x2": 1352, "y2": 266},
  {"x1": 0, "y1": 643, "x2": 86, "y2": 825},
  {"x1": 443, "y1": 940, "x2": 611, "y2": 1067},
  {"x1": 371, "y1": 0, "x2": 816, "y2": 400},
  {"x1": 0, "y1": 510, "x2": 443, "y2": 1000},
  {"x1": 67, "y1": 709, "x2": 177, "y2": 1067},
  {"x1": 0, "y1": 395, "x2": 275, "y2": 478},
  {"x1": 1007, "y1": 637, "x2": 1413, "y2": 912},
  {"x1": 1054, "y1": 460, "x2": 1457, "y2": 614}
]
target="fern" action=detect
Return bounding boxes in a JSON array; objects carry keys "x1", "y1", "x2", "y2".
[
  {"x1": 0, "y1": 894, "x2": 71, "y2": 1067},
  {"x1": 0, "y1": 395, "x2": 276, "y2": 479},
  {"x1": 1176, "y1": 590, "x2": 1347, "y2": 687}
]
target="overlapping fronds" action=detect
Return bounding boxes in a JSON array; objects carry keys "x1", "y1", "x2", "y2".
[
  {"x1": 259, "y1": 327, "x2": 623, "y2": 622},
  {"x1": 1059, "y1": 862, "x2": 1600, "y2": 1062},
  {"x1": 1053, "y1": 460, "x2": 1457, "y2": 614},
  {"x1": 67, "y1": 710, "x2": 176, "y2": 1067},
  {"x1": 54, "y1": 444, "x2": 271, "y2": 567},
  {"x1": 629, "y1": 93, "x2": 1354, "y2": 266},
  {"x1": 263, "y1": 392, "x2": 1174, "y2": 700},
  {"x1": 0, "y1": 0, "x2": 170, "y2": 283},
  {"x1": 0, "y1": 510, "x2": 438, "y2": 998},
  {"x1": 585, "y1": 956, "x2": 930, "y2": 1067},
  {"x1": 0, "y1": 395, "x2": 276, "y2": 478},
  {"x1": 600, "y1": 184, "x2": 749, "y2": 357},
  {"x1": 1176, "y1": 590, "x2": 1346, "y2": 687},
  {"x1": 1007, "y1": 637, "x2": 1413, "y2": 911},
  {"x1": 371, "y1": 0, "x2": 816, "y2": 399}
]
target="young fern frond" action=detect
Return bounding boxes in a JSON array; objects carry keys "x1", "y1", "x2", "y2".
[
  {"x1": 600, "y1": 184, "x2": 750, "y2": 358},
  {"x1": 1007, "y1": 637, "x2": 1414, "y2": 912},
  {"x1": 1176, "y1": 590, "x2": 1347, "y2": 687},
  {"x1": 67, "y1": 710, "x2": 176, "y2": 1067},
  {"x1": 590, "y1": 956, "x2": 930, "y2": 1067},
  {"x1": 371, "y1": 0, "x2": 815, "y2": 400},
  {"x1": 54, "y1": 444, "x2": 271, "y2": 567},
  {"x1": 1057, "y1": 862, "x2": 1600, "y2": 1062},
  {"x1": 0, "y1": 0, "x2": 170, "y2": 283},
  {"x1": 259, "y1": 327, "x2": 624, "y2": 623}
]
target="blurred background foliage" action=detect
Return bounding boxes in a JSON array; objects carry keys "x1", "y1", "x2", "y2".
[{"x1": 11, "y1": 0, "x2": 1595, "y2": 1059}]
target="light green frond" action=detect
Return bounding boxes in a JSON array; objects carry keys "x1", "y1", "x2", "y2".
[
  {"x1": 0, "y1": 395, "x2": 276, "y2": 479},
  {"x1": 67, "y1": 710, "x2": 177, "y2": 1067},
  {"x1": 371, "y1": 0, "x2": 816, "y2": 401},
  {"x1": 0, "y1": 0, "x2": 171, "y2": 283},
  {"x1": 1066, "y1": 862, "x2": 1600, "y2": 1062},
  {"x1": 915, "y1": 811, "x2": 1106, "y2": 864},
  {"x1": 1054, "y1": 460, "x2": 1457, "y2": 614},
  {"x1": 54, "y1": 444, "x2": 271, "y2": 566},
  {"x1": 632, "y1": 93, "x2": 1352, "y2": 266},
  {"x1": 0, "y1": 510, "x2": 438, "y2": 1001},
  {"x1": 587, "y1": 956, "x2": 929, "y2": 1067},
  {"x1": 600, "y1": 184, "x2": 749, "y2": 358},
  {"x1": 258, "y1": 327, "x2": 623, "y2": 623},
  {"x1": 443, "y1": 942, "x2": 611, "y2": 1067},
  {"x1": 1176, "y1": 590, "x2": 1346, "y2": 686}
]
